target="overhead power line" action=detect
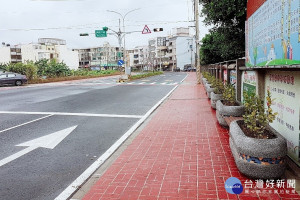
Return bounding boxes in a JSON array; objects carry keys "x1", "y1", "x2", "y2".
[{"x1": 0, "y1": 20, "x2": 193, "y2": 32}]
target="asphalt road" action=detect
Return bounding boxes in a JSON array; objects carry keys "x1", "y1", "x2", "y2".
[{"x1": 0, "y1": 72, "x2": 187, "y2": 200}]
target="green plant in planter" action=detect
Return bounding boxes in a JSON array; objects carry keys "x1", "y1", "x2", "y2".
[
  {"x1": 222, "y1": 83, "x2": 236, "y2": 105},
  {"x1": 213, "y1": 79, "x2": 224, "y2": 94},
  {"x1": 243, "y1": 90, "x2": 277, "y2": 138},
  {"x1": 206, "y1": 75, "x2": 216, "y2": 84},
  {"x1": 202, "y1": 71, "x2": 210, "y2": 79}
]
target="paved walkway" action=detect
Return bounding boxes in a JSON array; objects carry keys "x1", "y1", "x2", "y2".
[{"x1": 82, "y1": 73, "x2": 299, "y2": 200}]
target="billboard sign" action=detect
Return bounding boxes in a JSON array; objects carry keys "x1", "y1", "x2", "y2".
[
  {"x1": 246, "y1": 0, "x2": 300, "y2": 67},
  {"x1": 242, "y1": 71, "x2": 257, "y2": 101},
  {"x1": 265, "y1": 71, "x2": 300, "y2": 165}
]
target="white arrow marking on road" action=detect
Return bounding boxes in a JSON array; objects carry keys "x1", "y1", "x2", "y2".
[{"x1": 0, "y1": 125, "x2": 77, "y2": 167}]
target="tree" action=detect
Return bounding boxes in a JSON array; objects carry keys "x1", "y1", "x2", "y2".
[{"x1": 199, "y1": 0, "x2": 247, "y2": 64}]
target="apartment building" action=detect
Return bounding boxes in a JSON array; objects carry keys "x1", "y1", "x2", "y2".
[
  {"x1": 148, "y1": 37, "x2": 168, "y2": 70},
  {"x1": 147, "y1": 27, "x2": 195, "y2": 71},
  {"x1": 75, "y1": 42, "x2": 120, "y2": 70},
  {"x1": 133, "y1": 46, "x2": 149, "y2": 70},
  {"x1": 0, "y1": 43, "x2": 22, "y2": 64},
  {"x1": 0, "y1": 39, "x2": 79, "y2": 70}
]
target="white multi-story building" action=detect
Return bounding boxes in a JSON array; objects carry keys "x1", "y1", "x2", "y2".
[
  {"x1": 0, "y1": 39, "x2": 79, "y2": 70},
  {"x1": 148, "y1": 37, "x2": 168, "y2": 70},
  {"x1": 75, "y1": 42, "x2": 120, "y2": 70},
  {"x1": 0, "y1": 45, "x2": 12, "y2": 64},
  {"x1": 166, "y1": 27, "x2": 195, "y2": 71},
  {"x1": 0, "y1": 44, "x2": 22, "y2": 64},
  {"x1": 147, "y1": 27, "x2": 195, "y2": 71},
  {"x1": 133, "y1": 46, "x2": 149, "y2": 70}
]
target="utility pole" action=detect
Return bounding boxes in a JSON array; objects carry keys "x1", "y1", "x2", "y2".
[{"x1": 195, "y1": 0, "x2": 201, "y2": 83}]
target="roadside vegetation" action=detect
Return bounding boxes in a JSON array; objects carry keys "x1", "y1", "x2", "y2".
[
  {"x1": 129, "y1": 71, "x2": 163, "y2": 80},
  {"x1": 199, "y1": 0, "x2": 247, "y2": 65},
  {"x1": 0, "y1": 59, "x2": 120, "y2": 84}
]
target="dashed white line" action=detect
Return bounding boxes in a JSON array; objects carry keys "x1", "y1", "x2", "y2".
[{"x1": 0, "y1": 114, "x2": 53, "y2": 134}]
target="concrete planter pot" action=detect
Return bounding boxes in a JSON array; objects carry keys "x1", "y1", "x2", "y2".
[
  {"x1": 204, "y1": 83, "x2": 215, "y2": 99},
  {"x1": 210, "y1": 92, "x2": 222, "y2": 109},
  {"x1": 202, "y1": 77, "x2": 208, "y2": 85},
  {"x1": 229, "y1": 120, "x2": 287, "y2": 179},
  {"x1": 216, "y1": 100, "x2": 244, "y2": 127},
  {"x1": 204, "y1": 83, "x2": 211, "y2": 91}
]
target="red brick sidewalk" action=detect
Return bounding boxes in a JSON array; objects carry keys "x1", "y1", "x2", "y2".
[{"x1": 82, "y1": 73, "x2": 299, "y2": 200}]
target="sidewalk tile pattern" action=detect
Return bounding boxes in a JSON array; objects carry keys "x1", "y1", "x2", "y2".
[{"x1": 83, "y1": 73, "x2": 300, "y2": 200}]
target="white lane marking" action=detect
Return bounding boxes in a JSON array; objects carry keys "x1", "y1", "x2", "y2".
[
  {"x1": 150, "y1": 82, "x2": 157, "y2": 85},
  {"x1": 0, "y1": 111, "x2": 142, "y2": 119},
  {"x1": 0, "y1": 126, "x2": 77, "y2": 167},
  {"x1": 55, "y1": 85, "x2": 180, "y2": 200},
  {"x1": 0, "y1": 115, "x2": 53, "y2": 134},
  {"x1": 139, "y1": 82, "x2": 146, "y2": 84},
  {"x1": 127, "y1": 82, "x2": 134, "y2": 85},
  {"x1": 161, "y1": 82, "x2": 167, "y2": 85}
]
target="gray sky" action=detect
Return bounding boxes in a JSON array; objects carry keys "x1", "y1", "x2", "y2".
[{"x1": 0, "y1": 0, "x2": 210, "y2": 49}]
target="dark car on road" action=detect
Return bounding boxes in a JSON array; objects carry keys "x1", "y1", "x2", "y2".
[{"x1": 0, "y1": 72, "x2": 27, "y2": 86}]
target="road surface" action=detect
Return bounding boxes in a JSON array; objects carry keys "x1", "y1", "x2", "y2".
[{"x1": 0, "y1": 72, "x2": 187, "y2": 200}]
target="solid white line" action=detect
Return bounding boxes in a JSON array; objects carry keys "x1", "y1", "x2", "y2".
[
  {"x1": 139, "y1": 82, "x2": 146, "y2": 84},
  {"x1": 0, "y1": 111, "x2": 142, "y2": 119},
  {"x1": 161, "y1": 82, "x2": 167, "y2": 85},
  {"x1": 55, "y1": 85, "x2": 180, "y2": 200},
  {"x1": 0, "y1": 115, "x2": 53, "y2": 134},
  {"x1": 150, "y1": 82, "x2": 157, "y2": 85}
]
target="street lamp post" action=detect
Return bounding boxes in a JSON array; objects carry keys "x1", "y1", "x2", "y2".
[{"x1": 107, "y1": 8, "x2": 140, "y2": 76}]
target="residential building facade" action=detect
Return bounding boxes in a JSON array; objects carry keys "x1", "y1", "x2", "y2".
[
  {"x1": 133, "y1": 46, "x2": 149, "y2": 70},
  {"x1": 75, "y1": 42, "x2": 121, "y2": 70},
  {"x1": 147, "y1": 27, "x2": 195, "y2": 71},
  {"x1": 0, "y1": 44, "x2": 22, "y2": 64},
  {"x1": 0, "y1": 39, "x2": 79, "y2": 70}
]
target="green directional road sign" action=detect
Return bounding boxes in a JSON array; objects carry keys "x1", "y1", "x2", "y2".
[{"x1": 95, "y1": 30, "x2": 107, "y2": 37}]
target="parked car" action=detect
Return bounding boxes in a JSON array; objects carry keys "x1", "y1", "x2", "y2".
[
  {"x1": 0, "y1": 72, "x2": 27, "y2": 86},
  {"x1": 174, "y1": 67, "x2": 181, "y2": 72}
]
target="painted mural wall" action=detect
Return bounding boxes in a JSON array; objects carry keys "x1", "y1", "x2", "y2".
[{"x1": 246, "y1": 0, "x2": 300, "y2": 67}]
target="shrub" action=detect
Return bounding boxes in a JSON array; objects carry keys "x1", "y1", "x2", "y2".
[
  {"x1": 243, "y1": 90, "x2": 277, "y2": 138},
  {"x1": 223, "y1": 83, "x2": 236, "y2": 105},
  {"x1": 213, "y1": 79, "x2": 224, "y2": 94},
  {"x1": 24, "y1": 62, "x2": 38, "y2": 80}
]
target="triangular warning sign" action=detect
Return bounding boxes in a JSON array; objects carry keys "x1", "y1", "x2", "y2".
[{"x1": 142, "y1": 25, "x2": 151, "y2": 34}]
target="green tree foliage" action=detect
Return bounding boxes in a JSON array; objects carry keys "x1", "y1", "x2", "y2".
[{"x1": 199, "y1": 0, "x2": 247, "y2": 64}]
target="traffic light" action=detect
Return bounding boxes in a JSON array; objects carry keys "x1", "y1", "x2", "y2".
[
  {"x1": 80, "y1": 33, "x2": 89, "y2": 36},
  {"x1": 103, "y1": 27, "x2": 108, "y2": 31},
  {"x1": 153, "y1": 28, "x2": 163, "y2": 32}
]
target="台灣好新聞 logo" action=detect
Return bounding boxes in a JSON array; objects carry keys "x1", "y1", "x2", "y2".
[{"x1": 225, "y1": 177, "x2": 244, "y2": 194}]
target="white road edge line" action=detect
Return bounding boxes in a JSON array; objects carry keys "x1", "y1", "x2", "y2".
[
  {"x1": 0, "y1": 115, "x2": 53, "y2": 134},
  {"x1": 0, "y1": 111, "x2": 142, "y2": 119},
  {"x1": 54, "y1": 74, "x2": 187, "y2": 200}
]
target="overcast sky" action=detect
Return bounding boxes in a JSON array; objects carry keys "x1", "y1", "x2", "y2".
[{"x1": 0, "y1": 0, "x2": 211, "y2": 49}]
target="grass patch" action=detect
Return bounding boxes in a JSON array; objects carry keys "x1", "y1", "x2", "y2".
[
  {"x1": 29, "y1": 70, "x2": 120, "y2": 84},
  {"x1": 129, "y1": 71, "x2": 163, "y2": 80}
]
